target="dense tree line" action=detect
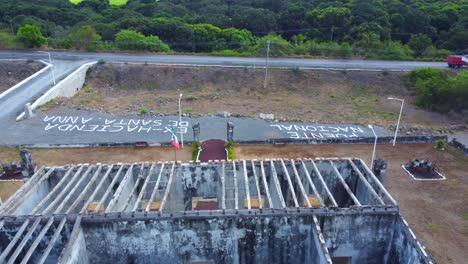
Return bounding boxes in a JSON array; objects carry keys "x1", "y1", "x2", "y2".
[{"x1": 0, "y1": 0, "x2": 466, "y2": 59}]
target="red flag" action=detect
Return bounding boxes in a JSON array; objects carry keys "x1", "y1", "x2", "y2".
[{"x1": 172, "y1": 137, "x2": 181, "y2": 149}]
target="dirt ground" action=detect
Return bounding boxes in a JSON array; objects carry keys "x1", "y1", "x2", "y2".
[
  {"x1": 0, "y1": 61, "x2": 43, "y2": 93},
  {"x1": 46, "y1": 64, "x2": 467, "y2": 132},
  {"x1": 235, "y1": 143, "x2": 468, "y2": 264}
]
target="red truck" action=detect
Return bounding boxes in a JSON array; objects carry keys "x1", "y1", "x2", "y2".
[{"x1": 447, "y1": 55, "x2": 468, "y2": 68}]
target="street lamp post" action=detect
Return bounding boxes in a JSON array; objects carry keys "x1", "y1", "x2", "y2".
[
  {"x1": 387, "y1": 97, "x2": 404, "y2": 146},
  {"x1": 38, "y1": 51, "x2": 56, "y2": 85},
  {"x1": 263, "y1": 40, "x2": 271, "y2": 89},
  {"x1": 178, "y1": 93, "x2": 184, "y2": 148},
  {"x1": 368, "y1": 125, "x2": 378, "y2": 170}
]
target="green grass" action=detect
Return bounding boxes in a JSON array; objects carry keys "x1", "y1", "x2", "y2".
[{"x1": 427, "y1": 223, "x2": 441, "y2": 233}]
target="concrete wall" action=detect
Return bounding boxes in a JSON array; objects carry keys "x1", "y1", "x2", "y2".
[
  {"x1": 80, "y1": 216, "x2": 329, "y2": 264},
  {"x1": 17, "y1": 62, "x2": 96, "y2": 121},
  {"x1": 387, "y1": 216, "x2": 428, "y2": 264},
  {"x1": 320, "y1": 214, "x2": 397, "y2": 264}
]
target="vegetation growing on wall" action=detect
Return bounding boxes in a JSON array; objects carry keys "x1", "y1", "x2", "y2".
[
  {"x1": 192, "y1": 141, "x2": 201, "y2": 161},
  {"x1": 0, "y1": 0, "x2": 466, "y2": 59},
  {"x1": 226, "y1": 140, "x2": 234, "y2": 160}
]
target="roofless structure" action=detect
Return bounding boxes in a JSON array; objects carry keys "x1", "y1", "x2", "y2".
[{"x1": 0, "y1": 158, "x2": 433, "y2": 263}]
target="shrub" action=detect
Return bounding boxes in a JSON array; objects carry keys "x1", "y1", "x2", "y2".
[
  {"x1": 97, "y1": 59, "x2": 105, "y2": 64},
  {"x1": 225, "y1": 140, "x2": 234, "y2": 160},
  {"x1": 435, "y1": 139, "x2": 445, "y2": 151},
  {"x1": 192, "y1": 141, "x2": 201, "y2": 161},
  {"x1": 139, "y1": 107, "x2": 148, "y2": 115},
  {"x1": 17, "y1": 24, "x2": 48, "y2": 48}
]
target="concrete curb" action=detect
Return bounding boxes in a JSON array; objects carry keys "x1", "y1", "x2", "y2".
[
  {"x1": 0, "y1": 60, "x2": 50, "y2": 101},
  {"x1": 449, "y1": 138, "x2": 468, "y2": 156},
  {"x1": 4, "y1": 135, "x2": 447, "y2": 149},
  {"x1": 16, "y1": 61, "x2": 97, "y2": 121}
]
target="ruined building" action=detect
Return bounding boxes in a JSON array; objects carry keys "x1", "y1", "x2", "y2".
[{"x1": 0, "y1": 158, "x2": 433, "y2": 263}]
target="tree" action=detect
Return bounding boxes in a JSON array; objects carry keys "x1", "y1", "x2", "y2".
[
  {"x1": 16, "y1": 24, "x2": 47, "y2": 48},
  {"x1": 68, "y1": 25, "x2": 102, "y2": 51},
  {"x1": 115, "y1": 29, "x2": 169, "y2": 52},
  {"x1": 408, "y1": 34, "x2": 432, "y2": 56},
  {"x1": 251, "y1": 34, "x2": 292, "y2": 56}
]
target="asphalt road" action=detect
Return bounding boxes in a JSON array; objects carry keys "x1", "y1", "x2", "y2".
[
  {"x1": 0, "y1": 50, "x2": 447, "y2": 71},
  {"x1": 0, "y1": 50, "x2": 449, "y2": 146}
]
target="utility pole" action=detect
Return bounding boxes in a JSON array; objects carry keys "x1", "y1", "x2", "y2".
[
  {"x1": 368, "y1": 125, "x2": 378, "y2": 170},
  {"x1": 263, "y1": 40, "x2": 271, "y2": 89},
  {"x1": 387, "y1": 97, "x2": 405, "y2": 146},
  {"x1": 330, "y1": 26, "x2": 334, "y2": 42},
  {"x1": 38, "y1": 51, "x2": 56, "y2": 85},
  {"x1": 178, "y1": 93, "x2": 184, "y2": 148}
]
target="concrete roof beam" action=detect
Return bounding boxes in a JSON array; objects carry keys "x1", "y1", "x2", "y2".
[
  {"x1": 251, "y1": 161, "x2": 263, "y2": 209},
  {"x1": 42, "y1": 165, "x2": 86, "y2": 215},
  {"x1": 242, "y1": 160, "x2": 251, "y2": 210},
  {"x1": 32, "y1": 166, "x2": 76, "y2": 215},
  {"x1": 20, "y1": 216, "x2": 55, "y2": 264},
  {"x1": 329, "y1": 161, "x2": 361, "y2": 206},
  {"x1": 260, "y1": 161, "x2": 273, "y2": 208},
  {"x1": 146, "y1": 163, "x2": 166, "y2": 212},
  {"x1": 66, "y1": 164, "x2": 103, "y2": 214},
  {"x1": 37, "y1": 217, "x2": 67, "y2": 264},
  {"x1": 80, "y1": 165, "x2": 115, "y2": 214},
  {"x1": 347, "y1": 159, "x2": 385, "y2": 206},
  {"x1": 271, "y1": 160, "x2": 286, "y2": 208},
  {"x1": 7, "y1": 217, "x2": 41, "y2": 264},
  {"x1": 299, "y1": 160, "x2": 324, "y2": 206},
  {"x1": 310, "y1": 160, "x2": 338, "y2": 207},
  {"x1": 159, "y1": 162, "x2": 176, "y2": 212},
  {"x1": 0, "y1": 219, "x2": 30, "y2": 262},
  {"x1": 54, "y1": 165, "x2": 95, "y2": 214},
  {"x1": 132, "y1": 163, "x2": 156, "y2": 212},
  {"x1": 106, "y1": 164, "x2": 135, "y2": 213}
]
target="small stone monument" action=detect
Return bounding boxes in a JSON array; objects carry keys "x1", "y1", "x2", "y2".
[
  {"x1": 192, "y1": 123, "x2": 200, "y2": 142},
  {"x1": 227, "y1": 122, "x2": 234, "y2": 142}
]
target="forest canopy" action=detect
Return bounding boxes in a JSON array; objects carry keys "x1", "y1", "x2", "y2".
[{"x1": 0, "y1": 0, "x2": 466, "y2": 59}]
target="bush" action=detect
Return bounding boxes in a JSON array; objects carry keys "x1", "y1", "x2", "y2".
[
  {"x1": 0, "y1": 32, "x2": 21, "y2": 49},
  {"x1": 17, "y1": 24, "x2": 48, "y2": 48},
  {"x1": 192, "y1": 141, "x2": 201, "y2": 161},
  {"x1": 403, "y1": 69, "x2": 468, "y2": 112},
  {"x1": 435, "y1": 139, "x2": 445, "y2": 151},
  {"x1": 115, "y1": 29, "x2": 170, "y2": 52},
  {"x1": 225, "y1": 140, "x2": 234, "y2": 160},
  {"x1": 139, "y1": 107, "x2": 148, "y2": 115},
  {"x1": 97, "y1": 59, "x2": 105, "y2": 64}
]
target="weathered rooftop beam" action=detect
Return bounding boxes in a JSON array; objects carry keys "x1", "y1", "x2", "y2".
[
  {"x1": 106, "y1": 164, "x2": 135, "y2": 213},
  {"x1": 0, "y1": 219, "x2": 30, "y2": 262},
  {"x1": 312, "y1": 216, "x2": 333, "y2": 264},
  {"x1": 347, "y1": 159, "x2": 385, "y2": 206},
  {"x1": 357, "y1": 159, "x2": 398, "y2": 206},
  {"x1": 146, "y1": 163, "x2": 165, "y2": 212},
  {"x1": 329, "y1": 161, "x2": 361, "y2": 206},
  {"x1": 6, "y1": 167, "x2": 55, "y2": 215},
  {"x1": 66, "y1": 164, "x2": 103, "y2": 214},
  {"x1": 37, "y1": 217, "x2": 67, "y2": 264},
  {"x1": 133, "y1": 163, "x2": 156, "y2": 212},
  {"x1": 42, "y1": 165, "x2": 86, "y2": 214},
  {"x1": 20, "y1": 217, "x2": 55, "y2": 264},
  {"x1": 299, "y1": 160, "x2": 324, "y2": 206},
  {"x1": 80, "y1": 164, "x2": 115, "y2": 214},
  {"x1": 7, "y1": 217, "x2": 41, "y2": 264},
  {"x1": 54, "y1": 165, "x2": 95, "y2": 214},
  {"x1": 251, "y1": 160, "x2": 263, "y2": 209},
  {"x1": 270, "y1": 160, "x2": 286, "y2": 208},
  {"x1": 221, "y1": 161, "x2": 226, "y2": 210},
  {"x1": 290, "y1": 159, "x2": 313, "y2": 207},
  {"x1": 159, "y1": 162, "x2": 176, "y2": 211},
  {"x1": 310, "y1": 160, "x2": 338, "y2": 207},
  {"x1": 280, "y1": 159, "x2": 299, "y2": 208},
  {"x1": 0, "y1": 167, "x2": 45, "y2": 214},
  {"x1": 58, "y1": 216, "x2": 83, "y2": 263},
  {"x1": 233, "y1": 161, "x2": 239, "y2": 210},
  {"x1": 95, "y1": 164, "x2": 125, "y2": 214},
  {"x1": 122, "y1": 163, "x2": 148, "y2": 211},
  {"x1": 260, "y1": 161, "x2": 273, "y2": 208},
  {"x1": 243, "y1": 160, "x2": 251, "y2": 210},
  {"x1": 32, "y1": 166, "x2": 76, "y2": 215}
]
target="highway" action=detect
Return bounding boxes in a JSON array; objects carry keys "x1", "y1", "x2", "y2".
[{"x1": 0, "y1": 50, "x2": 446, "y2": 71}]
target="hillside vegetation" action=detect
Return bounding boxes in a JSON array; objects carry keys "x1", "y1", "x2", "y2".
[{"x1": 1, "y1": 0, "x2": 467, "y2": 60}]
